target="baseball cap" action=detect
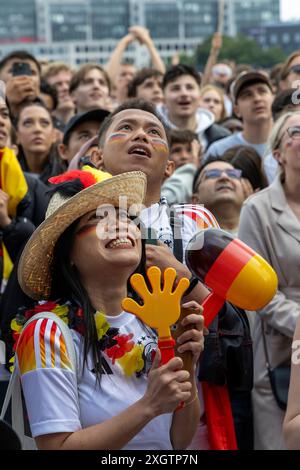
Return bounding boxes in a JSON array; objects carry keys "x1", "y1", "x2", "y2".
[
  {"x1": 231, "y1": 71, "x2": 273, "y2": 103},
  {"x1": 63, "y1": 108, "x2": 110, "y2": 145}
]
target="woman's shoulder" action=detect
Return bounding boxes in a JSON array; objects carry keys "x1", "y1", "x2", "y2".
[
  {"x1": 16, "y1": 312, "x2": 75, "y2": 375},
  {"x1": 11, "y1": 299, "x2": 84, "y2": 368},
  {"x1": 242, "y1": 185, "x2": 272, "y2": 210},
  {"x1": 246, "y1": 184, "x2": 272, "y2": 203}
]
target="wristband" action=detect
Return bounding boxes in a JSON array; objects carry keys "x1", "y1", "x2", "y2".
[{"x1": 184, "y1": 275, "x2": 199, "y2": 297}]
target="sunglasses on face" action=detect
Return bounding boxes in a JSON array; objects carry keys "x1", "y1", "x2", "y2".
[
  {"x1": 289, "y1": 64, "x2": 300, "y2": 75},
  {"x1": 202, "y1": 168, "x2": 242, "y2": 180}
]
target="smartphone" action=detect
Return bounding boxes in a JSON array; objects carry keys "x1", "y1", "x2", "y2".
[{"x1": 11, "y1": 62, "x2": 32, "y2": 77}]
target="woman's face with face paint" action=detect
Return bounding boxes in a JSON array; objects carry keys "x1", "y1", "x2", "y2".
[{"x1": 70, "y1": 208, "x2": 142, "y2": 282}]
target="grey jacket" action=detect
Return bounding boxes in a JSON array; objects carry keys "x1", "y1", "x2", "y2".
[{"x1": 238, "y1": 175, "x2": 300, "y2": 449}]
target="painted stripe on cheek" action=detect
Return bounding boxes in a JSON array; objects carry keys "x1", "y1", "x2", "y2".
[
  {"x1": 151, "y1": 138, "x2": 169, "y2": 154},
  {"x1": 107, "y1": 133, "x2": 127, "y2": 142},
  {"x1": 76, "y1": 225, "x2": 97, "y2": 238}
]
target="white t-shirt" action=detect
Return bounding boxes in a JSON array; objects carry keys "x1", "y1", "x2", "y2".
[
  {"x1": 140, "y1": 198, "x2": 219, "y2": 256},
  {"x1": 16, "y1": 311, "x2": 173, "y2": 450}
]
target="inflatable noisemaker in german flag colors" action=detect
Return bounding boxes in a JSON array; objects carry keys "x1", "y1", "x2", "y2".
[
  {"x1": 186, "y1": 228, "x2": 278, "y2": 328},
  {"x1": 186, "y1": 228, "x2": 277, "y2": 450}
]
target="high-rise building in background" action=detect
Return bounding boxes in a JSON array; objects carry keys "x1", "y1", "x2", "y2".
[
  {"x1": 143, "y1": 0, "x2": 219, "y2": 39},
  {"x1": 245, "y1": 22, "x2": 300, "y2": 54},
  {"x1": 235, "y1": 0, "x2": 280, "y2": 32},
  {"x1": 0, "y1": 0, "x2": 281, "y2": 66},
  {"x1": 49, "y1": 2, "x2": 90, "y2": 42},
  {"x1": 0, "y1": 0, "x2": 38, "y2": 43},
  {"x1": 91, "y1": 0, "x2": 131, "y2": 40}
]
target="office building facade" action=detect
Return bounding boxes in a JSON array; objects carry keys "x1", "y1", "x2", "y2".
[{"x1": 0, "y1": 0, "x2": 281, "y2": 66}]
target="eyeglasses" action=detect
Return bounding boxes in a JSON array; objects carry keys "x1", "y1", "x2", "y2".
[
  {"x1": 276, "y1": 126, "x2": 300, "y2": 148},
  {"x1": 289, "y1": 64, "x2": 300, "y2": 75},
  {"x1": 286, "y1": 126, "x2": 300, "y2": 139},
  {"x1": 202, "y1": 168, "x2": 242, "y2": 180}
]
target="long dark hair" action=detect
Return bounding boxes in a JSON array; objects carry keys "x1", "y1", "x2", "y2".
[
  {"x1": 16, "y1": 101, "x2": 66, "y2": 184},
  {"x1": 50, "y1": 217, "x2": 147, "y2": 379}
]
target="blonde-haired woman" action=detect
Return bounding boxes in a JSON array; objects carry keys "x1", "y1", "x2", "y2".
[
  {"x1": 238, "y1": 111, "x2": 300, "y2": 449},
  {"x1": 199, "y1": 85, "x2": 227, "y2": 123}
]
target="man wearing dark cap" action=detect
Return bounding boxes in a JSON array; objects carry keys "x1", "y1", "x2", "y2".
[
  {"x1": 205, "y1": 71, "x2": 274, "y2": 169},
  {"x1": 58, "y1": 108, "x2": 109, "y2": 164}
]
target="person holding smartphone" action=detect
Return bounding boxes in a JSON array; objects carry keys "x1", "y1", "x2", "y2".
[{"x1": 0, "y1": 51, "x2": 41, "y2": 118}]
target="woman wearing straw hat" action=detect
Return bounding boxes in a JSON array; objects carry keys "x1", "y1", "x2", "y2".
[{"x1": 12, "y1": 167, "x2": 204, "y2": 450}]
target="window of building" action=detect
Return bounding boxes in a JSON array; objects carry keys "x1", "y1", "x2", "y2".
[
  {"x1": 282, "y1": 33, "x2": 290, "y2": 44},
  {"x1": 269, "y1": 34, "x2": 278, "y2": 44}
]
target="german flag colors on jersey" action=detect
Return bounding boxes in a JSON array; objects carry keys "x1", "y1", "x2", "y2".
[{"x1": 16, "y1": 318, "x2": 72, "y2": 375}]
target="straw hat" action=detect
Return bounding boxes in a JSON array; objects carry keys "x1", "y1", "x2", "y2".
[{"x1": 18, "y1": 170, "x2": 147, "y2": 300}]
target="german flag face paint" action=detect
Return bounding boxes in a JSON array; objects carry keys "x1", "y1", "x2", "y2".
[
  {"x1": 76, "y1": 224, "x2": 97, "y2": 239},
  {"x1": 107, "y1": 132, "x2": 127, "y2": 143},
  {"x1": 186, "y1": 228, "x2": 278, "y2": 310},
  {"x1": 151, "y1": 137, "x2": 169, "y2": 155},
  {"x1": 108, "y1": 133, "x2": 169, "y2": 156}
]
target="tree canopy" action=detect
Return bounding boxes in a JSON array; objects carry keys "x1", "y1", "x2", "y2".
[{"x1": 195, "y1": 34, "x2": 287, "y2": 69}]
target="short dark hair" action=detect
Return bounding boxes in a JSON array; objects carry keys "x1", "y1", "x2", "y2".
[
  {"x1": 222, "y1": 145, "x2": 268, "y2": 190},
  {"x1": 128, "y1": 68, "x2": 163, "y2": 98},
  {"x1": 169, "y1": 129, "x2": 198, "y2": 148},
  {"x1": 98, "y1": 98, "x2": 170, "y2": 147},
  {"x1": 162, "y1": 64, "x2": 201, "y2": 90},
  {"x1": 40, "y1": 79, "x2": 58, "y2": 110},
  {"x1": 272, "y1": 88, "x2": 299, "y2": 120},
  {"x1": 70, "y1": 63, "x2": 111, "y2": 94},
  {"x1": 0, "y1": 50, "x2": 41, "y2": 75}
]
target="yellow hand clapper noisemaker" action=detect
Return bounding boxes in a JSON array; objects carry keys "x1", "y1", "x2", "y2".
[{"x1": 122, "y1": 266, "x2": 190, "y2": 365}]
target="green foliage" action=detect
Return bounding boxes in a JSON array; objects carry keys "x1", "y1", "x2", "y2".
[{"x1": 195, "y1": 34, "x2": 287, "y2": 69}]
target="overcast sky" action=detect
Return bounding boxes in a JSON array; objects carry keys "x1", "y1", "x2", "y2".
[{"x1": 280, "y1": 0, "x2": 300, "y2": 21}]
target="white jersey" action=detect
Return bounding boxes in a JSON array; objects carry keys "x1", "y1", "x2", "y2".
[
  {"x1": 16, "y1": 311, "x2": 172, "y2": 450},
  {"x1": 140, "y1": 198, "x2": 219, "y2": 255}
]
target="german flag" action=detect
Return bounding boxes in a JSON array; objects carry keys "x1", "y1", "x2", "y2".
[
  {"x1": 17, "y1": 318, "x2": 72, "y2": 375},
  {"x1": 186, "y1": 228, "x2": 278, "y2": 311},
  {"x1": 0, "y1": 147, "x2": 28, "y2": 284}
]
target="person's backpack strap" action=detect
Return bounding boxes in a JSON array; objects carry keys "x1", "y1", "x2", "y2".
[
  {"x1": 0, "y1": 311, "x2": 77, "y2": 450},
  {"x1": 0, "y1": 359, "x2": 18, "y2": 421}
]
